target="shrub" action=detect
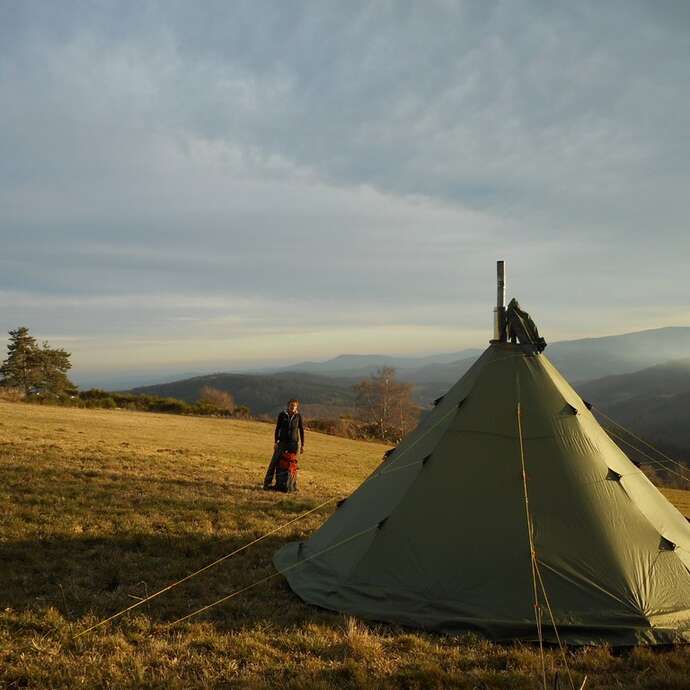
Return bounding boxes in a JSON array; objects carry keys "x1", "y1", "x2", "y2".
[
  {"x1": 152, "y1": 398, "x2": 191, "y2": 415},
  {"x1": 79, "y1": 389, "x2": 110, "y2": 401},
  {"x1": 233, "y1": 405, "x2": 251, "y2": 419},
  {"x1": 306, "y1": 418, "x2": 378, "y2": 441},
  {"x1": 0, "y1": 387, "x2": 25, "y2": 402},
  {"x1": 193, "y1": 401, "x2": 222, "y2": 416}
]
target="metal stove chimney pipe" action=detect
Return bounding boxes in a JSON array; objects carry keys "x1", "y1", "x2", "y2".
[{"x1": 492, "y1": 260, "x2": 507, "y2": 342}]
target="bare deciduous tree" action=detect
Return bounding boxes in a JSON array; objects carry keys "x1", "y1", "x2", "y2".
[
  {"x1": 354, "y1": 367, "x2": 420, "y2": 442},
  {"x1": 199, "y1": 385, "x2": 235, "y2": 414}
]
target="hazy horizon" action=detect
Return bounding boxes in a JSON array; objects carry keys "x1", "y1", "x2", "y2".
[{"x1": 64, "y1": 323, "x2": 690, "y2": 390}]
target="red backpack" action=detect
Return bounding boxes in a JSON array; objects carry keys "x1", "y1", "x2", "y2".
[
  {"x1": 276, "y1": 451, "x2": 299, "y2": 492},
  {"x1": 278, "y1": 451, "x2": 298, "y2": 473}
]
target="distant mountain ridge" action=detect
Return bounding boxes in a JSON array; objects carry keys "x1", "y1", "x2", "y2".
[
  {"x1": 128, "y1": 328, "x2": 690, "y2": 439},
  {"x1": 577, "y1": 357, "x2": 690, "y2": 454},
  {"x1": 398, "y1": 326, "x2": 690, "y2": 401},
  {"x1": 272, "y1": 327, "x2": 690, "y2": 384},
  {"x1": 577, "y1": 357, "x2": 690, "y2": 406},
  {"x1": 547, "y1": 327, "x2": 690, "y2": 382},
  {"x1": 275, "y1": 349, "x2": 483, "y2": 379}
]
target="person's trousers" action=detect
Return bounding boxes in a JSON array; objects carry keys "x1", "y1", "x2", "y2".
[{"x1": 264, "y1": 442, "x2": 289, "y2": 487}]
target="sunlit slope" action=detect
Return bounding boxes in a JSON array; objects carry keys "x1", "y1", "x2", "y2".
[
  {"x1": 1, "y1": 399, "x2": 686, "y2": 535},
  {"x1": 1, "y1": 400, "x2": 689, "y2": 688},
  {"x1": 0, "y1": 400, "x2": 385, "y2": 530}
]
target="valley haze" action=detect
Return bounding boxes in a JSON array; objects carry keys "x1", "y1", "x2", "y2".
[{"x1": 86, "y1": 326, "x2": 690, "y2": 392}]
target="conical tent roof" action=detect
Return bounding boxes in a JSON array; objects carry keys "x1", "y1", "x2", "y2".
[{"x1": 274, "y1": 342, "x2": 690, "y2": 645}]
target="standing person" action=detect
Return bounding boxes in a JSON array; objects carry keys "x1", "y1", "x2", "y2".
[{"x1": 263, "y1": 399, "x2": 305, "y2": 490}]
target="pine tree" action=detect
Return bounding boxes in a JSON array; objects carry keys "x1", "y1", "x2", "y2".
[
  {"x1": 36, "y1": 342, "x2": 76, "y2": 396},
  {"x1": 0, "y1": 327, "x2": 40, "y2": 394},
  {"x1": 0, "y1": 327, "x2": 76, "y2": 396}
]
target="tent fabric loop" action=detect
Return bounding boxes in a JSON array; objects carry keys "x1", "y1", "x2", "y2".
[
  {"x1": 659, "y1": 537, "x2": 677, "y2": 552},
  {"x1": 606, "y1": 468, "x2": 622, "y2": 482}
]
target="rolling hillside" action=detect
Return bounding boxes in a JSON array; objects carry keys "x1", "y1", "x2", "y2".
[
  {"x1": 577, "y1": 358, "x2": 690, "y2": 454},
  {"x1": 128, "y1": 328, "x2": 690, "y2": 451},
  {"x1": 577, "y1": 357, "x2": 690, "y2": 405},
  {"x1": 397, "y1": 326, "x2": 690, "y2": 401},
  {"x1": 129, "y1": 326, "x2": 690, "y2": 409},
  {"x1": 277, "y1": 349, "x2": 483, "y2": 379},
  {"x1": 1, "y1": 400, "x2": 689, "y2": 689},
  {"x1": 132, "y1": 371, "x2": 358, "y2": 417},
  {"x1": 547, "y1": 327, "x2": 690, "y2": 382}
]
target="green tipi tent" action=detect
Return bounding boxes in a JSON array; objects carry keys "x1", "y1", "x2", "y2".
[{"x1": 274, "y1": 268, "x2": 690, "y2": 645}]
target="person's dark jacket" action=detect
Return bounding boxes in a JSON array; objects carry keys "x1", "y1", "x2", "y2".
[{"x1": 274, "y1": 411, "x2": 305, "y2": 450}]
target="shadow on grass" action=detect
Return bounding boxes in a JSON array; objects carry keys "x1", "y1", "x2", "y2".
[
  {"x1": 0, "y1": 530, "x2": 333, "y2": 633},
  {"x1": 4, "y1": 535, "x2": 690, "y2": 690}
]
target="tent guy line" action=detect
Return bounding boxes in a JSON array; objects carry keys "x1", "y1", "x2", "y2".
[
  {"x1": 167, "y1": 395, "x2": 585, "y2": 690},
  {"x1": 517, "y1": 401, "x2": 577, "y2": 690},
  {"x1": 166, "y1": 523, "x2": 380, "y2": 628},
  {"x1": 593, "y1": 405, "x2": 690, "y2": 481},
  {"x1": 74, "y1": 398, "x2": 464, "y2": 638},
  {"x1": 516, "y1": 401, "x2": 548, "y2": 690},
  {"x1": 534, "y1": 562, "x2": 582, "y2": 690},
  {"x1": 603, "y1": 428, "x2": 689, "y2": 484},
  {"x1": 75, "y1": 263, "x2": 690, "y2": 651},
  {"x1": 73, "y1": 495, "x2": 339, "y2": 638}
]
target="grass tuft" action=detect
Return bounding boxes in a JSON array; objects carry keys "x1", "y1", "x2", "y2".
[{"x1": 1, "y1": 399, "x2": 688, "y2": 688}]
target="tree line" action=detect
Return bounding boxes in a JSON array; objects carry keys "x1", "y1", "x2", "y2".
[
  {"x1": 0, "y1": 327, "x2": 420, "y2": 441},
  {"x1": 0, "y1": 327, "x2": 251, "y2": 418},
  {"x1": 74, "y1": 386, "x2": 250, "y2": 417}
]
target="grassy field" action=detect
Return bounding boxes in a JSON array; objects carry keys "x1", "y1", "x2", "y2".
[
  {"x1": 1, "y1": 400, "x2": 689, "y2": 689},
  {"x1": 662, "y1": 488, "x2": 690, "y2": 521}
]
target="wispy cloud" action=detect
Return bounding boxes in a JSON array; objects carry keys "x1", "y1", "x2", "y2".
[{"x1": 1, "y1": 1, "x2": 689, "y2": 376}]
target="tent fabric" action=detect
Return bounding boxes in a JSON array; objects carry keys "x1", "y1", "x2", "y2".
[{"x1": 274, "y1": 343, "x2": 690, "y2": 645}]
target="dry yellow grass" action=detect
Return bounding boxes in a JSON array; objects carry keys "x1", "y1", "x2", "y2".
[
  {"x1": 661, "y1": 488, "x2": 690, "y2": 519},
  {"x1": 1, "y1": 400, "x2": 689, "y2": 689}
]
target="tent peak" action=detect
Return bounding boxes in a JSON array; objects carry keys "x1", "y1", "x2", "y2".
[
  {"x1": 506, "y1": 298, "x2": 547, "y2": 353},
  {"x1": 489, "y1": 261, "x2": 547, "y2": 353}
]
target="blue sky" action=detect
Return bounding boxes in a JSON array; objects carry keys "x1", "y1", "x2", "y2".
[{"x1": 1, "y1": 1, "x2": 689, "y2": 384}]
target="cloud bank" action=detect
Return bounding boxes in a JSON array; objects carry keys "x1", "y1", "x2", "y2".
[{"x1": 1, "y1": 1, "x2": 689, "y2": 382}]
